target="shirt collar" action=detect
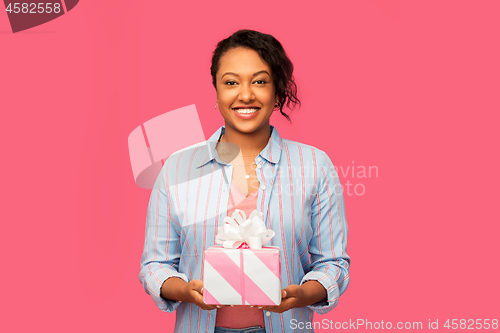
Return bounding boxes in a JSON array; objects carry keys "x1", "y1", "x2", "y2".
[{"x1": 194, "y1": 125, "x2": 282, "y2": 169}]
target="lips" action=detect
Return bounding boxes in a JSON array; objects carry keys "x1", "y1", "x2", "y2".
[
  {"x1": 232, "y1": 106, "x2": 261, "y2": 110},
  {"x1": 232, "y1": 107, "x2": 260, "y2": 120}
]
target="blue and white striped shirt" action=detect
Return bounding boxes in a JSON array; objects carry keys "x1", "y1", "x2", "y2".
[{"x1": 139, "y1": 125, "x2": 350, "y2": 333}]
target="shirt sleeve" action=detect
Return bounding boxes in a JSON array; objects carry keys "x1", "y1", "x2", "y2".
[
  {"x1": 139, "y1": 161, "x2": 189, "y2": 312},
  {"x1": 300, "y1": 150, "x2": 350, "y2": 314}
]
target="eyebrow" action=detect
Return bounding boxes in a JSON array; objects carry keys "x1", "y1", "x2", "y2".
[{"x1": 221, "y1": 70, "x2": 270, "y2": 79}]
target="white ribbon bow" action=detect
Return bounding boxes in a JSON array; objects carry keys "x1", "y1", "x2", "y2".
[{"x1": 215, "y1": 209, "x2": 275, "y2": 249}]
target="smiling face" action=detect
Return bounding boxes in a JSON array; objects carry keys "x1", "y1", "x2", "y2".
[{"x1": 216, "y1": 47, "x2": 277, "y2": 135}]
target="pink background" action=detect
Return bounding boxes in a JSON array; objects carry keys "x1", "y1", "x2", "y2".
[{"x1": 1, "y1": 0, "x2": 499, "y2": 332}]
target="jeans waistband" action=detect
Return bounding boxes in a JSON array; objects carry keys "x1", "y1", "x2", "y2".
[{"x1": 214, "y1": 325, "x2": 265, "y2": 333}]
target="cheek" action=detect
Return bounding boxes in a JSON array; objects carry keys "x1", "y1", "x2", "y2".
[
  {"x1": 260, "y1": 93, "x2": 275, "y2": 105},
  {"x1": 218, "y1": 90, "x2": 237, "y2": 102}
]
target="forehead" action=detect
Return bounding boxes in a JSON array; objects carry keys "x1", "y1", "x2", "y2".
[{"x1": 218, "y1": 47, "x2": 271, "y2": 74}]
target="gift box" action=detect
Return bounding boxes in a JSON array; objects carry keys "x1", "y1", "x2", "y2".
[{"x1": 203, "y1": 209, "x2": 282, "y2": 306}]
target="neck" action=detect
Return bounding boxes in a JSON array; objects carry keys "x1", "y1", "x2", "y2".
[{"x1": 220, "y1": 124, "x2": 271, "y2": 157}]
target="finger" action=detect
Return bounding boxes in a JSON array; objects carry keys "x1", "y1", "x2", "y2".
[
  {"x1": 200, "y1": 287, "x2": 204, "y2": 295},
  {"x1": 193, "y1": 291, "x2": 204, "y2": 303},
  {"x1": 259, "y1": 305, "x2": 284, "y2": 313},
  {"x1": 199, "y1": 303, "x2": 217, "y2": 310},
  {"x1": 258, "y1": 305, "x2": 279, "y2": 310},
  {"x1": 257, "y1": 295, "x2": 294, "y2": 311},
  {"x1": 195, "y1": 295, "x2": 219, "y2": 310},
  {"x1": 190, "y1": 279, "x2": 203, "y2": 290},
  {"x1": 282, "y1": 289, "x2": 288, "y2": 299},
  {"x1": 193, "y1": 291, "x2": 215, "y2": 309}
]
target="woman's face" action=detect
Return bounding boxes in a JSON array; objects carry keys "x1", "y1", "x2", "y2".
[{"x1": 216, "y1": 47, "x2": 276, "y2": 135}]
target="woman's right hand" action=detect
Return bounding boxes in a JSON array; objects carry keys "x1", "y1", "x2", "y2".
[{"x1": 182, "y1": 279, "x2": 228, "y2": 311}]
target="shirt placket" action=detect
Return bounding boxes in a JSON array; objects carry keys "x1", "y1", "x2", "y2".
[
  {"x1": 256, "y1": 155, "x2": 277, "y2": 232},
  {"x1": 255, "y1": 155, "x2": 280, "y2": 325}
]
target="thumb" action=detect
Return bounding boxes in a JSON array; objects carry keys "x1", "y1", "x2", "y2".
[{"x1": 190, "y1": 280, "x2": 203, "y2": 294}]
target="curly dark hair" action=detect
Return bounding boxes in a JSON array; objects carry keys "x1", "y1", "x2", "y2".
[{"x1": 210, "y1": 29, "x2": 301, "y2": 123}]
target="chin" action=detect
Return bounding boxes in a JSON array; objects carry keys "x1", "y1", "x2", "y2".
[{"x1": 235, "y1": 121, "x2": 270, "y2": 133}]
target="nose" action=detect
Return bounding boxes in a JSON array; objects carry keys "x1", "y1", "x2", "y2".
[{"x1": 238, "y1": 82, "x2": 255, "y2": 102}]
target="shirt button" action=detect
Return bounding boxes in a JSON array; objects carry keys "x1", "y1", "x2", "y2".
[
  {"x1": 266, "y1": 311, "x2": 271, "y2": 316},
  {"x1": 256, "y1": 164, "x2": 262, "y2": 169},
  {"x1": 261, "y1": 185, "x2": 266, "y2": 190}
]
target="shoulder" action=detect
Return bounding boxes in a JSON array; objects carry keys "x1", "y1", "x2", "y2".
[
  {"x1": 280, "y1": 138, "x2": 336, "y2": 170},
  {"x1": 169, "y1": 140, "x2": 208, "y2": 161},
  {"x1": 160, "y1": 139, "x2": 210, "y2": 178}
]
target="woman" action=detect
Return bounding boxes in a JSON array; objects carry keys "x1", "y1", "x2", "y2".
[{"x1": 139, "y1": 29, "x2": 350, "y2": 333}]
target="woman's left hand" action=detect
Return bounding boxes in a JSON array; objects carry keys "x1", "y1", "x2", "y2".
[
  {"x1": 256, "y1": 284, "x2": 306, "y2": 313},
  {"x1": 255, "y1": 280, "x2": 327, "y2": 313}
]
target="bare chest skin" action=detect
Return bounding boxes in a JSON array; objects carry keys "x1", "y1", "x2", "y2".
[
  {"x1": 216, "y1": 145, "x2": 261, "y2": 197},
  {"x1": 232, "y1": 164, "x2": 260, "y2": 197}
]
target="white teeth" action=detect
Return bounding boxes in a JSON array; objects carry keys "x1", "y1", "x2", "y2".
[{"x1": 234, "y1": 108, "x2": 259, "y2": 114}]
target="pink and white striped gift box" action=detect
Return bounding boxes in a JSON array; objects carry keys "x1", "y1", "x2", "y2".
[{"x1": 202, "y1": 246, "x2": 282, "y2": 305}]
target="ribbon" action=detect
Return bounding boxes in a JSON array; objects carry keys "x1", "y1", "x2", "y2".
[{"x1": 215, "y1": 209, "x2": 275, "y2": 249}]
